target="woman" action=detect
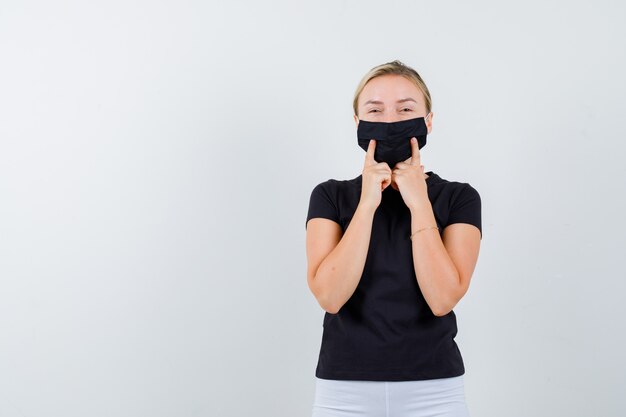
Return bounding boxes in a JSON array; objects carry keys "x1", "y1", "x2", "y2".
[{"x1": 305, "y1": 60, "x2": 482, "y2": 417}]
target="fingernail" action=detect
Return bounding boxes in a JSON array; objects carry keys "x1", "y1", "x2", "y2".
[{"x1": 411, "y1": 138, "x2": 416, "y2": 143}]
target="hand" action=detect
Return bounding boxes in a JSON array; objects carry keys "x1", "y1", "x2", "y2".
[
  {"x1": 359, "y1": 139, "x2": 392, "y2": 212},
  {"x1": 391, "y1": 137, "x2": 429, "y2": 210}
]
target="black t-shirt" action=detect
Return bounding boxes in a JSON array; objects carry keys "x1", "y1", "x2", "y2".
[{"x1": 305, "y1": 171, "x2": 482, "y2": 381}]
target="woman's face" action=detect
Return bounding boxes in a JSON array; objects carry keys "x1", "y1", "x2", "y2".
[{"x1": 354, "y1": 74, "x2": 433, "y2": 133}]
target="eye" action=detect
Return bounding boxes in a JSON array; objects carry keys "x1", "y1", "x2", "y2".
[
  {"x1": 368, "y1": 109, "x2": 381, "y2": 113},
  {"x1": 401, "y1": 108, "x2": 413, "y2": 112}
]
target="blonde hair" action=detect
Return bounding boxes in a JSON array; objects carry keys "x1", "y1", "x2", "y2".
[{"x1": 352, "y1": 60, "x2": 432, "y2": 117}]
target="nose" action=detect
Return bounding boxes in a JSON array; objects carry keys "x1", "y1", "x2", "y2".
[{"x1": 382, "y1": 115, "x2": 403, "y2": 123}]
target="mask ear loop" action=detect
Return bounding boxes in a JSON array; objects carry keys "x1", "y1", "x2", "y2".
[{"x1": 425, "y1": 112, "x2": 432, "y2": 122}]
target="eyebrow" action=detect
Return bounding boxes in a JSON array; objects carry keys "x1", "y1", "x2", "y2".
[{"x1": 363, "y1": 98, "x2": 418, "y2": 106}]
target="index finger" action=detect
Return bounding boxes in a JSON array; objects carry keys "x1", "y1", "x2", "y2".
[
  {"x1": 409, "y1": 137, "x2": 420, "y2": 166},
  {"x1": 364, "y1": 139, "x2": 377, "y2": 166}
]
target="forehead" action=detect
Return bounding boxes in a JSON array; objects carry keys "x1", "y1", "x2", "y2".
[{"x1": 360, "y1": 74, "x2": 424, "y2": 105}]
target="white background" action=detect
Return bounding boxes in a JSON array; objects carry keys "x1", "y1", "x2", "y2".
[{"x1": 1, "y1": 1, "x2": 625, "y2": 416}]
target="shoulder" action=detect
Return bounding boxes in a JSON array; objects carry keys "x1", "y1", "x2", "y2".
[
  {"x1": 432, "y1": 173, "x2": 480, "y2": 201},
  {"x1": 310, "y1": 174, "x2": 362, "y2": 195},
  {"x1": 451, "y1": 182, "x2": 481, "y2": 204},
  {"x1": 306, "y1": 176, "x2": 361, "y2": 230},
  {"x1": 435, "y1": 173, "x2": 482, "y2": 237}
]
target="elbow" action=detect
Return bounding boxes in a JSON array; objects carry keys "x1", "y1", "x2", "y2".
[
  {"x1": 431, "y1": 289, "x2": 467, "y2": 317},
  {"x1": 318, "y1": 294, "x2": 341, "y2": 314},
  {"x1": 432, "y1": 305, "x2": 452, "y2": 317},
  {"x1": 432, "y1": 276, "x2": 467, "y2": 317},
  {"x1": 431, "y1": 297, "x2": 455, "y2": 317},
  {"x1": 324, "y1": 305, "x2": 340, "y2": 315},
  {"x1": 309, "y1": 277, "x2": 341, "y2": 314},
  {"x1": 316, "y1": 298, "x2": 339, "y2": 315}
]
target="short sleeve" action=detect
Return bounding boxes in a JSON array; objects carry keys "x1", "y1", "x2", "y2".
[
  {"x1": 446, "y1": 184, "x2": 482, "y2": 239},
  {"x1": 305, "y1": 182, "x2": 340, "y2": 230}
]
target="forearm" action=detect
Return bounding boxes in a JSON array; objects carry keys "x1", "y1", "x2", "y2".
[
  {"x1": 409, "y1": 203, "x2": 461, "y2": 316},
  {"x1": 315, "y1": 204, "x2": 376, "y2": 314}
]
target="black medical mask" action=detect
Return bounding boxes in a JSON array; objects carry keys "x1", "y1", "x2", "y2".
[{"x1": 357, "y1": 115, "x2": 429, "y2": 167}]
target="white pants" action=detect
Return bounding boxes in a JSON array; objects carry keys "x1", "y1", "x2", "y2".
[{"x1": 311, "y1": 375, "x2": 470, "y2": 417}]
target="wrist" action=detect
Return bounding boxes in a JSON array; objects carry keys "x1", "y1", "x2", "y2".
[
  {"x1": 409, "y1": 225, "x2": 440, "y2": 240},
  {"x1": 408, "y1": 200, "x2": 432, "y2": 214},
  {"x1": 356, "y1": 201, "x2": 377, "y2": 218}
]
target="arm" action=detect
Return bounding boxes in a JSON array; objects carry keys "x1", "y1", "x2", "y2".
[
  {"x1": 409, "y1": 203, "x2": 481, "y2": 316},
  {"x1": 306, "y1": 203, "x2": 376, "y2": 314}
]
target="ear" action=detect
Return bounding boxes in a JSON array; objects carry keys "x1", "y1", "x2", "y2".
[
  {"x1": 353, "y1": 114, "x2": 359, "y2": 128},
  {"x1": 426, "y1": 111, "x2": 434, "y2": 134}
]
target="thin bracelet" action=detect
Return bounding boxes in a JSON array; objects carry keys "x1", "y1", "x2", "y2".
[{"x1": 409, "y1": 225, "x2": 440, "y2": 240}]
